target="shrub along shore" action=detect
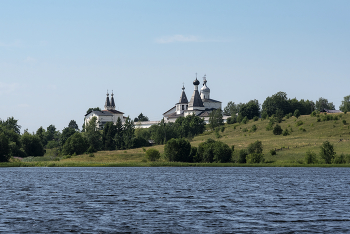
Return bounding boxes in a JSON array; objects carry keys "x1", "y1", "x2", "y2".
[{"x1": 2, "y1": 111, "x2": 350, "y2": 167}]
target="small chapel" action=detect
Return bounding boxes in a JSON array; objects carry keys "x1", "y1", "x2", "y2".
[
  {"x1": 84, "y1": 91, "x2": 125, "y2": 129},
  {"x1": 163, "y1": 75, "x2": 222, "y2": 122}
]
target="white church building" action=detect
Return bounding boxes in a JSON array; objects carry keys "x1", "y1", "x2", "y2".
[
  {"x1": 163, "y1": 75, "x2": 226, "y2": 123},
  {"x1": 84, "y1": 91, "x2": 126, "y2": 129}
]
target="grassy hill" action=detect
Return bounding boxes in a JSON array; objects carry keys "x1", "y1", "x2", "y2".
[{"x1": 5, "y1": 112, "x2": 350, "y2": 167}]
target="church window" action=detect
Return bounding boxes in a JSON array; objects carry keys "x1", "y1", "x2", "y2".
[{"x1": 182, "y1": 105, "x2": 184, "y2": 110}]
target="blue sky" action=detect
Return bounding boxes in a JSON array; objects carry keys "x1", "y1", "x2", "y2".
[{"x1": 1, "y1": 0, "x2": 349, "y2": 132}]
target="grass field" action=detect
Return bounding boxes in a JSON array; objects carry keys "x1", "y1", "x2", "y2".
[{"x1": 2, "y1": 113, "x2": 350, "y2": 167}]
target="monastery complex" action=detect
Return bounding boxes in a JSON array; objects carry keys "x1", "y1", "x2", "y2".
[{"x1": 84, "y1": 75, "x2": 228, "y2": 129}]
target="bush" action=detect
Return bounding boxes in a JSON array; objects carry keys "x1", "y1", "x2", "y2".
[
  {"x1": 242, "y1": 116, "x2": 248, "y2": 124},
  {"x1": 242, "y1": 128, "x2": 248, "y2": 132},
  {"x1": 227, "y1": 116, "x2": 237, "y2": 124},
  {"x1": 294, "y1": 109, "x2": 300, "y2": 119},
  {"x1": 164, "y1": 138, "x2": 191, "y2": 162},
  {"x1": 221, "y1": 126, "x2": 225, "y2": 132},
  {"x1": 246, "y1": 153, "x2": 264, "y2": 164},
  {"x1": 261, "y1": 112, "x2": 268, "y2": 120},
  {"x1": 0, "y1": 133, "x2": 10, "y2": 162},
  {"x1": 215, "y1": 128, "x2": 222, "y2": 138},
  {"x1": 295, "y1": 120, "x2": 303, "y2": 126},
  {"x1": 332, "y1": 153, "x2": 346, "y2": 164},
  {"x1": 197, "y1": 139, "x2": 232, "y2": 163},
  {"x1": 282, "y1": 129, "x2": 290, "y2": 136},
  {"x1": 320, "y1": 141, "x2": 336, "y2": 164},
  {"x1": 311, "y1": 111, "x2": 317, "y2": 117},
  {"x1": 270, "y1": 149, "x2": 276, "y2": 155},
  {"x1": 238, "y1": 149, "x2": 248, "y2": 163},
  {"x1": 266, "y1": 123, "x2": 273, "y2": 131},
  {"x1": 299, "y1": 127, "x2": 306, "y2": 132},
  {"x1": 343, "y1": 120, "x2": 346, "y2": 125},
  {"x1": 253, "y1": 116, "x2": 259, "y2": 121},
  {"x1": 273, "y1": 124, "x2": 283, "y2": 135},
  {"x1": 305, "y1": 150, "x2": 317, "y2": 164},
  {"x1": 251, "y1": 125, "x2": 257, "y2": 132},
  {"x1": 317, "y1": 117, "x2": 321, "y2": 122},
  {"x1": 145, "y1": 148, "x2": 161, "y2": 161},
  {"x1": 62, "y1": 132, "x2": 88, "y2": 155},
  {"x1": 46, "y1": 140, "x2": 59, "y2": 149}
]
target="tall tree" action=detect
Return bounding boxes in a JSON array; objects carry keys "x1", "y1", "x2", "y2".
[
  {"x1": 68, "y1": 120, "x2": 79, "y2": 131},
  {"x1": 134, "y1": 113, "x2": 149, "y2": 122},
  {"x1": 239, "y1": 99, "x2": 260, "y2": 119},
  {"x1": 1, "y1": 117, "x2": 21, "y2": 135},
  {"x1": 84, "y1": 116, "x2": 102, "y2": 152},
  {"x1": 339, "y1": 95, "x2": 350, "y2": 112},
  {"x1": 209, "y1": 109, "x2": 223, "y2": 130},
  {"x1": 262, "y1": 91, "x2": 290, "y2": 116},
  {"x1": 114, "y1": 117, "x2": 124, "y2": 150},
  {"x1": 315, "y1": 97, "x2": 335, "y2": 111},
  {"x1": 102, "y1": 122, "x2": 117, "y2": 150},
  {"x1": 223, "y1": 101, "x2": 242, "y2": 116},
  {"x1": 123, "y1": 117, "x2": 135, "y2": 149}
]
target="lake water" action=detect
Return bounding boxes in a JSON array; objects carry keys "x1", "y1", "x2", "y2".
[{"x1": 0, "y1": 167, "x2": 349, "y2": 233}]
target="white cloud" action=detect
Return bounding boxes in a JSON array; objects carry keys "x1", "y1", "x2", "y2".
[
  {"x1": 155, "y1": 35, "x2": 200, "y2": 44},
  {"x1": 0, "y1": 82, "x2": 20, "y2": 95}
]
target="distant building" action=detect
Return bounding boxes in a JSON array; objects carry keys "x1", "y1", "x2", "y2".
[
  {"x1": 163, "y1": 74, "x2": 226, "y2": 123},
  {"x1": 321, "y1": 109, "x2": 342, "y2": 114},
  {"x1": 84, "y1": 91, "x2": 125, "y2": 129}
]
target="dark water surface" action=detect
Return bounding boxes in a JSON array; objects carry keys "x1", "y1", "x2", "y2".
[{"x1": 1, "y1": 167, "x2": 349, "y2": 233}]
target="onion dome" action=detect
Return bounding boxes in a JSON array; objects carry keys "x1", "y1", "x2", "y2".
[{"x1": 193, "y1": 78, "x2": 200, "y2": 86}]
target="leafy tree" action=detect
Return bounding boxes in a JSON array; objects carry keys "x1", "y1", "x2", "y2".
[
  {"x1": 175, "y1": 114, "x2": 205, "y2": 138},
  {"x1": 145, "y1": 148, "x2": 160, "y2": 161},
  {"x1": 114, "y1": 117, "x2": 124, "y2": 150},
  {"x1": 294, "y1": 109, "x2": 301, "y2": 119},
  {"x1": 0, "y1": 117, "x2": 21, "y2": 135},
  {"x1": 0, "y1": 133, "x2": 10, "y2": 162},
  {"x1": 36, "y1": 126, "x2": 47, "y2": 146},
  {"x1": 315, "y1": 97, "x2": 335, "y2": 111},
  {"x1": 305, "y1": 150, "x2": 317, "y2": 164},
  {"x1": 246, "y1": 140, "x2": 264, "y2": 163},
  {"x1": 60, "y1": 127, "x2": 77, "y2": 147},
  {"x1": 84, "y1": 116, "x2": 102, "y2": 152},
  {"x1": 21, "y1": 132, "x2": 45, "y2": 156},
  {"x1": 68, "y1": 120, "x2": 79, "y2": 131},
  {"x1": 209, "y1": 109, "x2": 223, "y2": 130},
  {"x1": 164, "y1": 138, "x2": 192, "y2": 162},
  {"x1": 45, "y1": 124, "x2": 59, "y2": 144},
  {"x1": 62, "y1": 132, "x2": 88, "y2": 155},
  {"x1": 333, "y1": 153, "x2": 346, "y2": 164},
  {"x1": 134, "y1": 113, "x2": 149, "y2": 122},
  {"x1": 262, "y1": 91, "x2": 290, "y2": 117},
  {"x1": 197, "y1": 138, "x2": 232, "y2": 163},
  {"x1": 238, "y1": 149, "x2": 248, "y2": 163},
  {"x1": 320, "y1": 141, "x2": 336, "y2": 164},
  {"x1": 275, "y1": 108, "x2": 284, "y2": 123},
  {"x1": 223, "y1": 101, "x2": 242, "y2": 116},
  {"x1": 239, "y1": 99, "x2": 260, "y2": 120},
  {"x1": 273, "y1": 124, "x2": 283, "y2": 135},
  {"x1": 339, "y1": 95, "x2": 350, "y2": 112},
  {"x1": 123, "y1": 117, "x2": 135, "y2": 149},
  {"x1": 102, "y1": 122, "x2": 117, "y2": 150}
]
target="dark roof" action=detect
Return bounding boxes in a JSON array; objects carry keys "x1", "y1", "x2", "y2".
[
  {"x1": 85, "y1": 110, "x2": 113, "y2": 117},
  {"x1": 198, "y1": 111, "x2": 211, "y2": 117},
  {"x1": 179, "y1": 90, "x2": 188, "y2": 104},
  {"x1": 105, "y1": 96, "x2": 110, "y2": 107},
  {"x1": 193, "y1": 78, "x2": 200, "y2": 86},
  {"x1": 188, "y1": 90, "x2": 204, "y2": 108},
  {"x1": 202, "y1": 98, "x2": 221, "y2": 103},
  {"x1": 322, "y1": 109, "x2": 342, "y2": 113},
  {"x1": 105, "y1": 109, "x2": 124, "y2": 115},
  {"x1": 110, "y1": 96, "x2": 115, "y2": 107},
  {"x1": 166, "y1": 112, "x2": 184, "y2": 119},
  {"x1": 163, "y1": 106, "x2": 176, "y2": 115}
]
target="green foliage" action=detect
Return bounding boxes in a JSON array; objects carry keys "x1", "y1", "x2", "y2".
[
  {"x1": 84, "y1": 116, "x2": 102, "y2": 151},
  {"x1": 273, "y1": 124, "x2": 283, "y2": 135},
  {"x1": 247, "y1": 140, "x2": 263, "y2": 154},
  {"x1": 294, "y1": 109, "x2": 300, "y2": 119},
  {"x1": 320, "y1": 141, "x2": 336, "y2": 164},
  {"x1": 270, "y1": 149, "x2": 276, "y2": 155},
  {"x1": 68, "y1": 120, "x2": 79, "y2": 131},
  {"x1": 86, "y1": 107, "x2": 101, "y2": 115},
  {"x1": 332, "y1": 153, "x2": 346, "y2": 164},
  {"x1": 237, "y1": 114, "x2": 243, "y2": 123},
  {"x1": 239, "y1": 99, "x2": 260, "y2": 120},
  {"x1": 342, "y1": 120, "x2": 346, "y2": 125},
  {"x1": 275, "y1": 108, "x2": 284, "y2": 123},
  {"x1": 145, "y1": 148, "x2": 160, "y2": 161},
  {"x1": 261, "y1": 111, "x2": 268, "y2": 120},
  {"x1": 0, "y1": 133, "x2": 10, "y2": 162},
  {"x1": 317, "y1": 117, "x2": 321, "y2": 122},
  {"x1": 246, "y1": 153, "x2": 264, "y2": 163},
  {"x1": 60, "y1": 127, "x2": 76, "y2": 147},
  {"x1": 0, "y1": 117, "x2": 21, "y2": 135},
  {"x1": 189, "y1": 146, "x2": 197, "y2": 163},
  {"x1": 175, "y1": 114, "x2": 206, "y2": 138},
  {"x1": 251, "y1": 125, "x2": 257, "y2": 132},
  {"x1": 262, "y1": 92, "x2": 289, "y2": 116},
  {"x1": 226, "y1": 116, "x2": 237, "y2": 124},
  {"x1": 46, "y1": 140, "x2": 59, "y2": 149},
  {"x1": 282, "y1": 128, "x2": 290, "y2": 136},
  {"x1": 242, "y1": 128, "x2": 248, "y2": 132},
  {"x1": 238, "y1": 149, "x2": 248, "y2": 163},
  {"x1": 339, "y1": 95, "x2": 350, "y2": 112},
  {"x1": 215, "y1": 128, "x2": 222, "y2": 138},
  {"x1": 253, "y1": 116, "x2": 259, "y2": 121},
  {"x1": 221, "y1": 126, "x2": 225, "y2": 132},
  {"x1": 197, "y1": 138, "x2": 232, "y2": 163},
  {"x1": 123, "y1": 117, "x2": 135, "y2": 149},
  {"x1": 299, "y1": 127, "x2": 306, "y2": 132},
  {"x1": 316, "y1": 97, "x2": 335, "y2": 111},
  {"x1": 242, "y1": 116, "x2": 248, "y2": 124},
  {"x1": 21, "y1": 132, "x2": 45, "y2": 156},
  {"x1": 223, "y1": 101, "x2": 242, "y2": 116},
  {"x1": 134, "y1": 113, "x2": 149, "y2": 122},
  {"x1": 89, "y1": 153, "x2": 95, "y2": 158},
  {"x1": 295, "y1": 120, "x2": 304, "y2": 126},
  {"x1": 62, "y1": 132, "x2": 88, "y2": 155},
  {"x1": 164, "y1": 138, "x2": 192, "y2": 162},
  {"x1": 209, "y1": 109, "x2": 223, "y2": 130},
  {"x1": 305, "y1": 150, "x2": 317, "y2": 164}
]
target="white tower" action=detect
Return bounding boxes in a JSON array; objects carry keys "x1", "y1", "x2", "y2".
[{"x1": 200, "y1": 74, "x2": 210, "y2": 100}]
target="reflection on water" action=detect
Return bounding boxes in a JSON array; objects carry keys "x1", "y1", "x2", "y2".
[{"x1": 0, "y1": 167, "x2": 349, "y2": 233}]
